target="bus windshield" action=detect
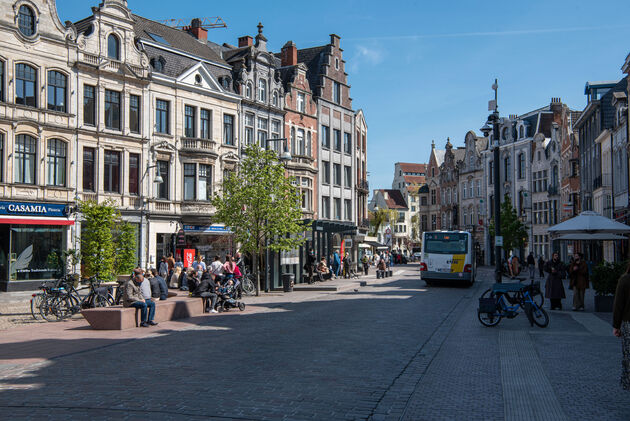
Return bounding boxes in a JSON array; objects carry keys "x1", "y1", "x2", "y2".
[{"x1": 424, "y1": 233, "x2": 468, "y2": 254}]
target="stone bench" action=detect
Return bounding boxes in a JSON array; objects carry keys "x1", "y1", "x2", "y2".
[{"x1": 81, "y1": 293, "x2": 205, "y2": 330}]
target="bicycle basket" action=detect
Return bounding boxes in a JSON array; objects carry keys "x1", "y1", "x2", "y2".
[{"x1": 478, "y1": 298, "x2": 497, "y2": 313}]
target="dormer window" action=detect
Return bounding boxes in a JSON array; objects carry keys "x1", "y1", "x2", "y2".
[
  {"x1": 18, "y1": 5, "x2": 36, "y2": 37},
  {"x1": 502, "y1": 126, "x2": 509, "y2": 141},
  {"x1": 108, "y1": 34, "x2": 120, "y2": 60},
  {"x1": 519, "y1": 126, "x2": 524, "y2": 139},
  {"x1": 151, "y1": 57, "x2": 165, "y2": 73}
]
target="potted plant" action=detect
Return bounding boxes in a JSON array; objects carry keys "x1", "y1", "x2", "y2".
[{"x1": 591, "y1": 260, "x2": 627, "y2": 312}]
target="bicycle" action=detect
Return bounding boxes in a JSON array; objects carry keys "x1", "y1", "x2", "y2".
[
  {"x1": 65, "y1": 276, "x2": 115, "y2": 311},
  {"x1": 31, "y1": 275, "x2": 75, "y2": 320},
  {"x1": 477, "y1": 281, "x2": 549, "y2": 328},
  {"x1": 239, "y1": 266, "x2": 259, "y2": 296}
]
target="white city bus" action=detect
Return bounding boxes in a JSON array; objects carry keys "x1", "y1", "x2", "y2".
[{"x1": 419, "y1": 231, "x2": 475, "y2": 286}]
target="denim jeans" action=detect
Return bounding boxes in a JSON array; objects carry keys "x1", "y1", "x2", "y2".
[
  {"x1": 200, "y1": 292, "x2": 218, "y2": 311},
  {"x1": 130, "y1": 300, "x2": 155, "y2": 322}
]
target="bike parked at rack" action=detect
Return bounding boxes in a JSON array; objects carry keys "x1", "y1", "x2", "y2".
[{"x1": 477, "y1": 280, "x2": 549, "y2": 328}]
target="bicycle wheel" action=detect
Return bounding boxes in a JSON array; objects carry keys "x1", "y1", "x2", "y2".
[
  {"x1": 478, "y1": 309, "x2": 502, "y2": 327},
  {"x1": 40, "y1": 294, "x2": 64, "y2": 321},
  {"x1": 241, "y1": 276, "x2": 258, "y2": 296},
  {"x1": 92, "y1": 294, "x2": 110, "y2": 308},
  {"x1": 31, "y1": 293, "x2": 44, "y2": 320},
  {"x1": 57, "y1": 294, "x2": 78, "y2": 320},
  {"x1": 531, "y1": 306, "x2": 549, "y2": 328}
]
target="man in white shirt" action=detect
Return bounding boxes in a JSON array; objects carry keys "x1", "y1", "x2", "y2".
[{"x1": 209, "y1": 256, "x2": 224, "y2": 283}]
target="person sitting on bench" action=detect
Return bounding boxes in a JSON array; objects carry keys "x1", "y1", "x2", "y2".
[
  {"x1": 317, "y1": 257, "x2": 330, "y2": 281},
  {"x1": 193, "y1": 272, "x2": 219, "y2": 313},
  {"x1": 123, "y1": 274, "x2": 157, "y2": 327}
]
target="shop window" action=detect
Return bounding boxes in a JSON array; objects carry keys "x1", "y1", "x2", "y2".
[
  {"x1": 47, "y1": 71, "x2": 67, "y2": 113},
  {"x1": 15, "y1": 134, "x2": 36, "y2": 184},
  {"x1": 15, "y1": 63, "x2": 37, "y2": 107},
  {"x1": 46, "y1": 139, "x2": 66, "y2": 187},
  {"x1": 103, "y1": 150, "x2": 120, "y2": 193},
  {"x1": 4, "y1": 225, "x2": 66, "y2": 282}
]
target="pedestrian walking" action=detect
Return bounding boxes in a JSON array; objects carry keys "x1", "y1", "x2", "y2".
[
  {"x1": 613, "y1": 261, "x2": 630, "y2": 390},
  {"x1": 343, "y1": 252, "x2": 351, "y2": 278},
  {"x1": 527, "y1": 252, "x2": 536, "y2": 280},
  {"x1": 544, "y1": 252, "x2": 566, "y2": 310},
  {"x1": 305, "y1": 248, "x2": 316, "y2": 284},
  {"x1": 569, "y1": 253, "x2": 589, "y2": 311},
  {"x1": 538, "y1": 255, "x2": 545, "y2": 279},
  {"x1": 333, "y1": 250, "x2": 341, "y2": 278}
]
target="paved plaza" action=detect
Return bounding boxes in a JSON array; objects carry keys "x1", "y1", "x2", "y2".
[{"x1": 0, "y1": 265, "x2": 628, "y2": 420}]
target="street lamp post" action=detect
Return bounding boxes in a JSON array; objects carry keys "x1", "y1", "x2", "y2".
[
  {"x1": 263, "y1": 137, "x2": 292, "y2": 292},
  {"x1": 481, "y1": 79, "x2": 502, "y2": 283}
]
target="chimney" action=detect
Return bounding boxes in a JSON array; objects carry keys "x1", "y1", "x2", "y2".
[
  {"x1": 238, "y1": 35, "x2": 253, "y2": 47},
  {"x1": 189, "y1": 18, "x2": 207, "y2": 42},
  {"x1": 281, "y1": 41, "x2": 297, "y2": 66},
  {"x1": 383, "y1": 191, "x2": 389, "y2": 200},
  {"x1": 330, "y1": 34, "x2": 340, "y2": 48}
]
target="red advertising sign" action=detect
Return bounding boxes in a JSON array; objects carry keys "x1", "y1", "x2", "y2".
[{"x1": 183, "y1": 249, "x2": 196, "y2": 268}]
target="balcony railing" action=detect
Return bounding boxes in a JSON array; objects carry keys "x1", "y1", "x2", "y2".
[
  {"x1": 593, "y1": 173, "x2": 612, "y2": 190},
  {"x1": 181, "y1": 138, "x2": 216, "y2": 153},
  {"x1": 357, "y1": 179, "x2": 369, "y2": 192}
]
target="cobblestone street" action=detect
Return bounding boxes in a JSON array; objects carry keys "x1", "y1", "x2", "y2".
[{"x1": 0, "y1": 265, "x2": 628, "y2": 420}]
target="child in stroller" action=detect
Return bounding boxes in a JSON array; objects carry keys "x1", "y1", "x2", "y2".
[{"x1": 216, "y1": 278, "x2": 246, "y2": 312}]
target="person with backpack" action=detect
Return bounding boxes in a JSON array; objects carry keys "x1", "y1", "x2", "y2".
[{"x1": 361, "y1": 254, "x2": 369, "y2": 276}]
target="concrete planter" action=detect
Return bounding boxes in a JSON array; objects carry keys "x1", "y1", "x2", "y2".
[{"x1": 594, "y1": 294, "x2": 615, "y2": 313}]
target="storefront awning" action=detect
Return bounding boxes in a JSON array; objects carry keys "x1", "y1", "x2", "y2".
[
  {"x1": 0, "y1": 215, "x2": 74, "y2": 225},
  {"x1": 365, "y1": 240, "x2": 388, "y2": 249}
]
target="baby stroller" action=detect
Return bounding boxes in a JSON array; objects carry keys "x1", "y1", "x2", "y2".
[{"x1": 216, "y1": 281, "x2": 246, "y2": 312}]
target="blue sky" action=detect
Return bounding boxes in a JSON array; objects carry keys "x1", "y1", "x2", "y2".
[{"x1": 61, "y1": 0, "x2": 630, "y2": 193}]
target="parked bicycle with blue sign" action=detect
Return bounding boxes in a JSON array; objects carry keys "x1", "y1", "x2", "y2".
[{"x1": 477, "y1": 280, "x2": 549, "y2": 327}]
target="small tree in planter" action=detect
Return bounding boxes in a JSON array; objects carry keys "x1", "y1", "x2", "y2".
[{"x1": 591, "y1": 260, "x2": 628, "y2": 312}]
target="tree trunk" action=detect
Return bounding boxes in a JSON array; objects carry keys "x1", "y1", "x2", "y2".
[{"x1": 253, "y1": 251, "x2": 260, "y2": 296}]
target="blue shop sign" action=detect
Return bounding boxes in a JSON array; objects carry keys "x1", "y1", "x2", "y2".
[
  {"x1": 183, "y1": 225, "x2": 231, "y2": 233},
  {"x1": 0, "y1": 201, "x2": 69, "y2": 217}
]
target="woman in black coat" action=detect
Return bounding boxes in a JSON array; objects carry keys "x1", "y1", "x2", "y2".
[{"x1": 544, "y1": 252, "x2": 566, "y2": 310}]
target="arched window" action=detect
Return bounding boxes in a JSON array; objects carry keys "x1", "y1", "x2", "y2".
[
  {"x1": 15, "y1": 134, "x2": 36, "y2": 184},
  {"x1": 297, "y1": 128, "x2": 305, "y2": 156},
  {"x1": 18, "y1": 5, "x2": 36, "y2": 36},
  {"x1": 15, "y1": 63, "x2": 37, "y2": 107},
  {"x1": 272, "y1": 91, "x2": 279, "y2": 107},
  {"x1": 519, "y1": 126, "x2": 524, "y2": 139},
  {"x1": 47, "y1": 139, "x2": 66, "y2": 186},
  {"x1": 258, "y1": 79, "x2": 267, "y2": 102},
  {"x1": 108, "y1": 34, "x2": 120, "y2": 60},
  {"x1": 47, "y1": 71, "x2": 67, "y2": 112},
  {"x1": 246, "y1": 83, "x2": 252, "y2": 99}
]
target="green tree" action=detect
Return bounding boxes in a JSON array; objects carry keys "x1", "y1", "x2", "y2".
[
  {"x1": 369, "y1": 208, "x2": 397, "y2": 236},
  {"x1": 489, "y1": 194, "x2": 528, "y2": 254},
  {"x1": 211, "y1": 144, "x2": 305, "y2": 294},
  {"x1": 114, "y1": 221, "x2": 137, "y2": 275},
  {"x1": 79, "y1": 200, "x2": 118, "y2": 280}
]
